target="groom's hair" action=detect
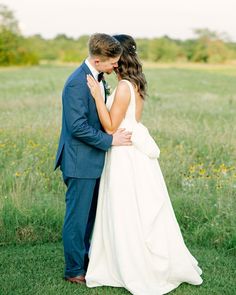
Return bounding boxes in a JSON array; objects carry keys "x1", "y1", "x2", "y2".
[{"x1": 89, "y1": 33, "x2": 122, "y2": 60}]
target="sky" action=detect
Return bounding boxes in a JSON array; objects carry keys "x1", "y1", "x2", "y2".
[{"x1": 1, "y1": 0, "x2": 236, "y2": 41}]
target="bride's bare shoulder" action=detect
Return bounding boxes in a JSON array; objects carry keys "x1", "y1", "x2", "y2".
[{"x1": 115, "y1": 80, "x2": 130, "y2": 99}]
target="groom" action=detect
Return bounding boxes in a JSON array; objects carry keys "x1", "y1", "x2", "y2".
[{"x1": 54, "y1": 33, "x2": 132, "y2": 284}]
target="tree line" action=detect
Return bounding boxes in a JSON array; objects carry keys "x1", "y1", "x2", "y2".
[{"x1": 1, "y1": 4, "x2": 236, "y2": 66}]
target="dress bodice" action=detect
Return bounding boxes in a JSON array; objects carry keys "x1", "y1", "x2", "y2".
[
  {"x1": 106, "y1": 79, "x2": 160, "y2": 159},
  {"x1": 106, "y1": 80, "x2": 137, "y2": 131}
]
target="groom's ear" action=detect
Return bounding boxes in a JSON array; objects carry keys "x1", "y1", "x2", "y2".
[{"x1": 94, "y1": 58, "x2": 100, "y2": 65}]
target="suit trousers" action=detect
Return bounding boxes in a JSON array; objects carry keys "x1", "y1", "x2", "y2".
[{"x1": 62, "y1": 176, "x2": 99, "y2": 278}]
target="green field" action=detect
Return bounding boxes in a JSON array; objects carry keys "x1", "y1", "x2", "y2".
[{"x1": 0, "y1": 64, "x2": 235, "y2": 294}]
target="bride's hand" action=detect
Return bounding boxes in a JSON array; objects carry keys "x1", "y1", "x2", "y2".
[{"x1": 87, "y1": 74, "x2": 103, "y2": 101}]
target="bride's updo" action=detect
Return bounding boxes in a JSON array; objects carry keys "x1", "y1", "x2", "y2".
[{"x1": 113, "y1": 34, "x2": 147, "y2": 100}]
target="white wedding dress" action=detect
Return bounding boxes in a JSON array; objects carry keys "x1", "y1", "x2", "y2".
[{"x1": 85, "y1": 80, "x2": 203, "y2": 295}]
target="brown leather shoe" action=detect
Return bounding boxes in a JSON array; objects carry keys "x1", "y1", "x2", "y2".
[{"x1": 64, "y1": 275, "x2": 86, "y2": 284}]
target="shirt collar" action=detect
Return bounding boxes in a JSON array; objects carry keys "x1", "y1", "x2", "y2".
[{"x1": 85, "y1": 58, "x2": 100, "y2": 81}]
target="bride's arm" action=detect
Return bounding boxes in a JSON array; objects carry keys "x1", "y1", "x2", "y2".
[{"x1": 87, "y1": 75, "x2": 130, "y2": 134}]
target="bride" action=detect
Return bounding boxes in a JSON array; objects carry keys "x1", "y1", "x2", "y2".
[{"x1": 85, "y1": 34, "x2": 203, "y2": 295}]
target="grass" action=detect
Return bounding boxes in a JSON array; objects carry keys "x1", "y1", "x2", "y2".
[
  {"x1": 0, "y1": 242, "x2": 235, "y2": 295},
  {"x1": 0, "y1": 63, "x2": 235, "y2": 294}
]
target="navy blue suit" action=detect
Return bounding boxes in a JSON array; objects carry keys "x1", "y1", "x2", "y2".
[{"x1": 55, "y1": 61, "x2": 112, "y2": 278}]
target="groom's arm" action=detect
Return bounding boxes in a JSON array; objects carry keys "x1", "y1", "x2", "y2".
[{"x1": 63, "y1": 81, "x2": 112, "y2": 151}]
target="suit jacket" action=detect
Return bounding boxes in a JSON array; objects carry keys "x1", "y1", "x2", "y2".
[{"x1": 54, "y1": 61, "x2": 113, "y2": 178}]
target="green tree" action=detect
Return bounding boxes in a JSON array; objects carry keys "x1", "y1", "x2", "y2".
[
  {"x1": 136, "y1": 38, "x2": 149, "y2": 60},
  {"x1": 60, "y1": 35, "x2": 89, "y2": 62},
  {"x1": 0, "y1": 4, "x2": 19, "y2": 34},
  {"x1": 149, "y1": 37, "x2": 185, "y2": 62},
  {"x1": 0, "y1": 4, "x2": 38, "y2": 65},
  {"x1": 191, "y1": 28, "x2": 232, "y2": 63}
]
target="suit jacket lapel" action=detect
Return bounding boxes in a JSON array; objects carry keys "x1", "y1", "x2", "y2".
[
  {"x1": 82, "y1": 61, "x2": 107, "y2": 103},
  {"x1": 81, "y1": 61, "x2": 97, "y2": 103},
  {"x1": 81, "y1": 61, "x2": 94, "y2": 78}
]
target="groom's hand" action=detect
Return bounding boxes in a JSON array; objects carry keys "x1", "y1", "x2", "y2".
[{"x1": 112, "y1": 128, "x2": 132, "y2": 146}]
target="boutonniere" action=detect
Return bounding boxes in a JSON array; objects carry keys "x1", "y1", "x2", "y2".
[{"x1": 102, "y1": 80, "x2": 112, "y2": 96}]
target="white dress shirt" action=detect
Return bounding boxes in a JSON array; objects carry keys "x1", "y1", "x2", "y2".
[{"x1": 85, "y1": 58, "x2": 105, "y2": 100}]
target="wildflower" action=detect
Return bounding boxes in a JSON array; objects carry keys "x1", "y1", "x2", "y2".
[
  {"x1": 28, "y1": 140, "x2": 39, "y2": 148},
  {"x1": 219, "y1": 164, "x2": 227, "y2": 175},
  {"x1": 189, "y1": 165, "x2": 196, "y2": 173},
  {"x1": 199, "y1": 168, "x2": 206, "y2": 176}
]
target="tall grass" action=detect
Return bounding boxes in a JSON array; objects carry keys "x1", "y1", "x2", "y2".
[{"x1": 0, "y1": 64, "x2": 235, "y2": 252}]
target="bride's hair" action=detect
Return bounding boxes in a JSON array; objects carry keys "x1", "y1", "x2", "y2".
[{"x1": 113, "y1": 34, "x2": 147, "y2": 100}]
